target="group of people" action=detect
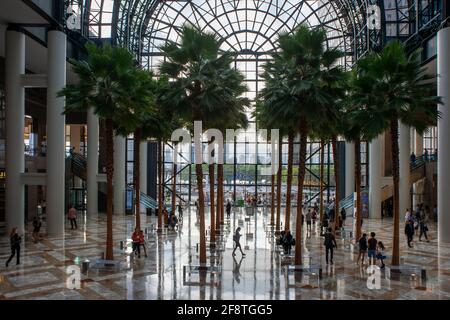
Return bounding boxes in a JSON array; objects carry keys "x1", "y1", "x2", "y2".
[
  {"x1": 404, "y1": 205, "x2": 430, "y2": 247},
  {"x1": 357, "y1": 232, "x2": 386, "y2": 268},
  {"x1": 411, "y1": 149, "x2": 438, "y2": 164},
  {"x1": 167, "y1": 203, "x2": 184, "y2": 231},
  {"x1": 277, "y1": 230, "x2": 295, "y2": 254}
]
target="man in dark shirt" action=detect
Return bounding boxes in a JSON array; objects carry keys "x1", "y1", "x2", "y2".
[
  {"x1": 323, "y1": 228, "x2": 337, "y2": 264},
  {"x1": 367, "y1": 232, "x2": 378, "y2": 265},
  {"x1": 357, "y1": 233, "x2": 368, "y2": 265}
]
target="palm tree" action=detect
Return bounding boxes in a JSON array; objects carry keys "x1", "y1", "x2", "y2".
[
  {"x1": 343, "y1": 68, "x2": 387, "y2": 241},
  {"x1": 320, "y1": 65, "x2": 349, "y2": 233},
  {"x1": 260, "y1": 25, "x2": 344, "y2": 265},
  {"x1": 214, "y1": 112, "x2": 248, "y2": 233},
  {"x1": 114, "y1": 69, "x2": 165, "y2": 231},
  {"x1": 254, "y1": 102, "x2": 283, "y2": 229},
  {"x1": 158, "y1": 25, "x2": 249, "y2": 264},
  {"x1": 353, "y1": 40, "x2": 440, "y2": 265},
  {"x1": 59, "y1": 43, "x2": 137, "y2": 260}
]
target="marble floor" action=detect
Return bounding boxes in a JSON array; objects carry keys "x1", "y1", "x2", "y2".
[{"x1": 1, "y1": 206, "x2": 450, "y2": 300}]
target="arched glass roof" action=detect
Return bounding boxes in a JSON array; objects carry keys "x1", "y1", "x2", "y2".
[{"x1": 65, "y1": 0, "x2": 443, "y2": 66}]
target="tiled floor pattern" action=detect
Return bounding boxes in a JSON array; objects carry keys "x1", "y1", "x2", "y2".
[{"x1": 0, "y1": 206, "x2": 449, "y2": 300}]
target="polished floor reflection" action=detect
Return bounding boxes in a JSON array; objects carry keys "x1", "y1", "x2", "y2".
[{"x1": 1, "y1": 206, "x2": 450, "y2": 300}]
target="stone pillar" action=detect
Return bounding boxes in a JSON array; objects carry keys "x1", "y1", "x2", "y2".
[
  {"x1": 437, "y1": 27, "x2": 450, "y2": 243},
  {"x1": 369, "y1": 135, "x2": 382, "y2": 218},
  {"x1": 399, "y1": 122, "x2": 411, "y2": 217},
  {"x1": 46, "y1": 30, "x2": 66, "y2": 236},
  {"x1": 345, "y1": 142, "x2": 355, "y2": 198},
  {"x1": 5, "y1": 30, "x2": 25, "y2": 234},
  {"x1": 113, "y1": 135, "x2": 126, "y2": 214},
  {"x1": 87, "y1": 109, "x2": 98, "y2": 216}
]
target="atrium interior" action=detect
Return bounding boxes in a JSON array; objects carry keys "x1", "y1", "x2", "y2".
[{"x1": 0, "y1": 0, "x2": 449, "y2": 300}]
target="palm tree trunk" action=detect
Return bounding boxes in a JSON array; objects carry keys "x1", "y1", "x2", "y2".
[
  {"x1": 209, "y1": 163, "x2": 216, "y2": 243},
  {"x1": 276, "y1": 135, "x2": 282, "y2": 233},
  {"x1": 332, "y1": 136, "x2": 340, "y2": 232},
  {"x1": 105, "y1": 118, "x2": 114, "y2": 260},
  {"x1": 134, "y1": 128, "x2": 141, "y2": 231},
  {"x1": 157, "y1": 139, "x2": 163, "y2": 231},
  {"x1": 285, "y1": 132, "x2": 294, "y2": 231},
  {"x1": 390, "y1": 119, "x2": 400, "y2": 266},
  {"x1": 171, "y1": 162, "x2": 177, "y2": 221},
  {"x1": 196, "y1": 163, "x2": 207, "y2": 264},
  {"x1": 216, "y1": 163, "x2": 223, "y2": 230},
  {"x1": 162, "y1": 144, "x2": 167, "y2": 225},
  {"x1": 319, "y1": 139, "x2": 325, "y2": 223},
  {"x1": 354, "y1": 137, "x2": 362, "y2": 241},
  {"x1": 295, "y1": 118, "x2": 308, "y2": 265},
  {"x1": 270, "y1": 173, "x2": 275, "y2": 225}
]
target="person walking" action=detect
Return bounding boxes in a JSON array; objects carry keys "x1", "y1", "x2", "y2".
[
  {"x1": 306, "y1": 209, "x2": 312, "y2": 233},
  {"x1": 226, "y1": 200, "x2": 232, "y2": 219},
  {"x1": 357, "y1": 233, "x2": 368, "y2": 265},
  {"x1": 376, "y1": 241, "x2": 386, "y2": 269},
  {"x1": 6, "y1": 228, "x2": 22, "y2": 267},
  {"x1": 405, "y1": 220, "x2": 415, "y2": 248},
  {"x1": 68, "y1": 204, "x2": 77, "y2": 230},
  {"x1": 139, "y1": 230, "x2": 148, "y2": 258},
  {"x1": 323, "y1": 228, "x2": 337, "y2": 264},
  {"x1": 367, "y1": 232, "x2": 378, "y2": 265},
  {"x1": 340, "y1": 208, "x2": 346, "y2": 226},
  {"x1": 178, "y1": 203, "x2": 183, "y2": 218},
  {"x1": 320, "y1": 215, "x2": 329, "y2": 235},
  {"x1": 232, "y1": 227, "x2": 246, "y2": 257},
  {"x1": 410, "y1": 152, "x2": 416, "y2": 164},
  {"x1": 32, "y1": 216, "x2": 42, "y2": 243},
  {"x1": 404, "y1": 208, "x2": 412, "y2": 222},
  {"x1": 312, "y1": 208, "x2": 317, "y2": 226},
  {"x1": 282, "y1": 230, "x2": 295, "y2": 255},
  {"x1": 132, "y1": 228, "x2": 141, "y2": 258},
  {"x1": 419, "y1": 210, "x2": 430, "y2": 242}
]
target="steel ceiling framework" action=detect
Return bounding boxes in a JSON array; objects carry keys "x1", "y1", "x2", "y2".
[
  {"x1": 64, "y1": 0, "x2": 390, "y2": 65},
  {"x1": 61, "y1": 1, "x2": 442, "y2": 205}
]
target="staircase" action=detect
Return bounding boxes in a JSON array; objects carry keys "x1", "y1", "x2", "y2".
[{"x1": 127, "y1": 185, "x2": 172, "y2": 212}]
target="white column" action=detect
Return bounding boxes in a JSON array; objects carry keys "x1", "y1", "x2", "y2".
[
  {"x1": 369, "y1": 135, "x2": 382, "y2": 218},
  {"x1": 46, "y1": 30, "x2": 66, "y2": 236},
  {"x1": 5, "y1": 30, "x2": 25, "y2": 235},
  {"x1": 87, "y1": 108, "x2": 98, "y2": 216},
  {"x1": 438, "y1": 27, "x2": 450, "y2": 243},
  {"x1": 345, "y1": 142, "x2": 355, "y2": 198},
  {"x1": 399, "y1": 122, "x2": 411, "y2": 218},
  {"x1": 140, "y1": 141, "x2": 148, "y2": 213},
  {"x1": 113, "y1": 135, "x2": 126, "y2": 214}
]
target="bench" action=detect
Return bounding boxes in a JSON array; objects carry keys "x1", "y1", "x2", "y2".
[
  {"x1": 182, "y1": 265, "x2": 222, "y2": 286},
  {"x1": 91, "y1": 259, "x2": 122, "y2": 271},
  {"x1": 284, "y1": 265, "x2": 323, "y2": 288},
  {"x1": 386, "y1": 265, "x2": 426, "y2": 281}
]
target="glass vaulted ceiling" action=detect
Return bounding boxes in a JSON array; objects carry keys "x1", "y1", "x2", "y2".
[{"x1": 67, "y1": 1, "x2": 389, "y2": 68}]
